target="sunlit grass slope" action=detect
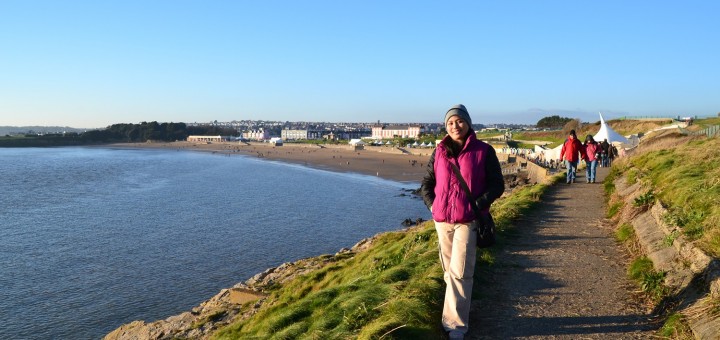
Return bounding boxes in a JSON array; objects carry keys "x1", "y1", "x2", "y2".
[
  {"x1": 212, "y1": 182, "x2": 555, "y2": 339},
  {"x1": 512, "y1": 119, "x2": 671, "y2": 148},
  {"x1": 613, "y1": 134, "x2": 720, "y2": 257}
]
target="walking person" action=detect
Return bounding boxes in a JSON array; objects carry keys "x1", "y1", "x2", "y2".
[
  {"x1": 559, "y1": 130, "x2": 584, "y2": 184},
  {"x1": 609, "y1": 144, "x2": 618, "y2": 166},
  {"x1": 582, "y1": 135, "x2": 600, "y2": 183},
  {"x1": 420, "y1": 104, "x2": 505, "y2": 339},
  {"x1": 600, "y1": 138, "x2": 610, "y2": 167}
]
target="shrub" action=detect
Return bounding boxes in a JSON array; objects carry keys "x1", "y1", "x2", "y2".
[{"x1": 633, "y1": 190, "x2": 655, "y2": 209}]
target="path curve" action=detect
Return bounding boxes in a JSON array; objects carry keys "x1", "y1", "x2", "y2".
[{"x1": 469, "y1": 167, "x2": 659, "y2": 339}]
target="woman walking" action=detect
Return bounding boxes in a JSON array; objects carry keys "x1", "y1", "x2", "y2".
[
  {"x1": 582, "y1": 135, "x2": 600, "y2": 183},
  {"x1": 420, "y1": 104, "x2": 505, "y2": 339}
]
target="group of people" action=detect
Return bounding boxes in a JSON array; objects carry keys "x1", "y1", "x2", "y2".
[{"x1": 558, "y1": 130, "x2": 618, "y2": 184}]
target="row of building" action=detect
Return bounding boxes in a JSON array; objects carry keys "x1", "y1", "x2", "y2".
[{"x1": 245, "y1": 125, "x2": 425, "y2": 142}]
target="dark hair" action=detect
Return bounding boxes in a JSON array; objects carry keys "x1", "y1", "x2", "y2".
[
  {"x1": 585, "y1": 134, "x2": 595, "y2": 143},
  {"x1": 569, "y1": 130, "x2": 577, "y2": 138}
]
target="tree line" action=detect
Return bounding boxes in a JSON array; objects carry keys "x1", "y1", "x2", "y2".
[
  {"x1": 536, "y1": 115, "x2": 573, "y2": 129},
  {"x1": 0, "y1": 122, "x2": 239, "y2": 147}
]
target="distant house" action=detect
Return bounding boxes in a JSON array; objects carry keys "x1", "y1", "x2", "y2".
[
  {"x1": 281, "y1": 129, "x2": 324, "y2": 140},
  {"x1": 243, "y1": 129, "x2": 270, "y2": 141},
  {"x1": 371, "y1": 125, "x2": 422, "y2": 139}
]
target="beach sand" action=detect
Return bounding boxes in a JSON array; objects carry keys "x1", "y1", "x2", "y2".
[{"x1": 107, "y1": 141, "x2": 435, "y2": 184}]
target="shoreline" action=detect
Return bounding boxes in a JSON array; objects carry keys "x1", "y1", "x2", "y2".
[{"x1": 101, "y1": 141, "x2": 435, "y2": 184}]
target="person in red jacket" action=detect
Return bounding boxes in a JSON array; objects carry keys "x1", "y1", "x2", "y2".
[
  {"x1": 582, "y1": 135, "x2": 600, "y2": 183},
  {"x1": 559, "y1": 129, "x2": 584, "y2": 184}
]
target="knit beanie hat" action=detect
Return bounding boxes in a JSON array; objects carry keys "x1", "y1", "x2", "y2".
[{"x1": 444, "y1": 104, "x2": 472, "y2": 126}]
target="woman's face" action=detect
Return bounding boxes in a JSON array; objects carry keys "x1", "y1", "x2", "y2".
[{"x1": 446, "y1": 116, "x2": 470, "y2": 143}]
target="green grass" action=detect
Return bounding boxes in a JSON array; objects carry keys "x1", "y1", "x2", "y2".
[
  {"x1": 662, "y1": 231, "x2": 680, "y2": 247},
  {"x1": 511, "y1": 131, "x2": 565, "y2": 145},
  {"x1": 632, "y1": 190, "x2": 655, "y2": 209},
  {"x1": 625, "y1": 168, "x2": 639, "y2": 185},
  {"x1": 213, "y1": 225, "x2": 443, "y2": 339},
  {"x1": 212, "y1": 182, "x2": 554, "y2": 339},
  {"x1": 615, "y1": 223, "x2": 634, "y2": 243},
  {"x1": 603, "y1": 168, "x2": 618, "y2": 197},
  {"x1": 615, "y1": 136, "x2": 720, "y2": 256},
  {"x1": 628, "y1": 257, "x2": 668, "y2": 301},
  {"x1": 607, "y1": 202, "x2": 623, "y2": 219},
  {"x1": 692, "y1": 116, "x2": 720, "y2": 129},
  {"x1": 659, "y1": 313, "x2": 693, "y2": 338}
]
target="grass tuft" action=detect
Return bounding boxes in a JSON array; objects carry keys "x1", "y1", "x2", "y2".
[
  {"x1": 660, "y1": 313, "x2": 692, "y2": 338},
  {"x1": 628, "y1": 257, "x2": 667, "y2": 301},
  {"x1": 607, "y1": 201, "x2": 623, "y2": 219},
  {"x1": 615, "y1": 223, "x2": 634, "y2": 243}
]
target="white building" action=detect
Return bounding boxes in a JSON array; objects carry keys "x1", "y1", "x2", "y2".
[
  {"x1": 187, "y1": 135, "x2": 229, "y2": 142},
  {"x1": 371, "y1": 125, "x2": 422, "y2": 139},
  {"x1": 243, "y1": 129, "x2": 270, "y2": 141}
]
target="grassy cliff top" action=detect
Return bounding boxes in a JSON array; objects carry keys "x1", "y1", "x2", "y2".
[
  {"x1": 210, "y1": 182, "x2": 554, "y2": 339},
  {"x1": 611, "y1": 131, "x2": 720, "y2": 257}
]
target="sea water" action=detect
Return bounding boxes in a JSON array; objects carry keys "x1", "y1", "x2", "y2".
[{"x1": 0, "y1": 147, "x2": 430, "y2": 339}]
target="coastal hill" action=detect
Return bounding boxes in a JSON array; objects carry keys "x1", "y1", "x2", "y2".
[
  {"x1": 0, "y1": 126, "x2": 91, "y2": 136},
  {"x1": 104, "y1": 118, "x2": 720, "y2": 339}
]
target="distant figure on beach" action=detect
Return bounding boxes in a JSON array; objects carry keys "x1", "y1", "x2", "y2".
[
  {"x1": 420, "y1": 104, "x2": 505, "y2": 340},
  {"x1": 559, "y1": 129, "x2": 584, "y2": 184},
  {"x1": 582, "y1": 134, "x2": 600, "y2": 183}
]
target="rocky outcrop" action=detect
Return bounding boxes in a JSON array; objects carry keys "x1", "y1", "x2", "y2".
[
  {"x1": 611, "y1": 177, "x2": 720, "y2": 339},
  {"x1": 103, "y1": 232, "x2": 391, "y2": 340}
]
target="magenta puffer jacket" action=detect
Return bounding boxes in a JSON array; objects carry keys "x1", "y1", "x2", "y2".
[
  {"x1": 583, "y1": 142, "x2": 600, "y2": 161},
  {"x1": 431, "y1": 134, "x2": 491, "y2": 224}
]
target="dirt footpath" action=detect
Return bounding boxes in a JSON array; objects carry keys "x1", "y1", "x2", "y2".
[{"x1": 469, "y1": 167, "x2": 659, "y2": 339}]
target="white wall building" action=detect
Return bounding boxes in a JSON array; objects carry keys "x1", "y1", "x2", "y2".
[
  {"x1": 243, "y1": 129, "x2": 270, "y2": 141},
  {"x1": 371, "y1": 125, "x2": 422, "y2": 139},
  {"x1": 187, "y1": 135, "x2": 228, "y2": 142}
]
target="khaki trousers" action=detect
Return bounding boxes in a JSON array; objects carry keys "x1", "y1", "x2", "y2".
[{"x1": 435, "y1": 221, "x2": 477, "y2": 334}]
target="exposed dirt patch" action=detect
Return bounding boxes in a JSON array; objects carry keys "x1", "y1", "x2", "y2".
[{"x1": 468, "y1": 167, "x2": 660, "y2": 339}]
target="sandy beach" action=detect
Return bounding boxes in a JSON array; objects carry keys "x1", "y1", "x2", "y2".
[{"x1": 106, "y1": 141, "x2": 436, "y2": 184}]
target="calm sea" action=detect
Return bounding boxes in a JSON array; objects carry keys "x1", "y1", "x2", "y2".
[{"x1": 0, "y1": 147, "x2": 430, "y2": 340}]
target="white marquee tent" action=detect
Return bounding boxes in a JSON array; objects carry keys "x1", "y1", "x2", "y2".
[{"x1": 593, "y1": 113, "x2": 630, "y2": 145}]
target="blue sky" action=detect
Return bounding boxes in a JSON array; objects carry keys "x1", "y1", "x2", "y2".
[{"x1": 1, "y1": 1, "x2": 718, "y2": 128}]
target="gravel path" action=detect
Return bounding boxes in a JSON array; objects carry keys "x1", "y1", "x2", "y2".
[{"x1": 468, "y1": 167, "x2": 659, "y2": 339}]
